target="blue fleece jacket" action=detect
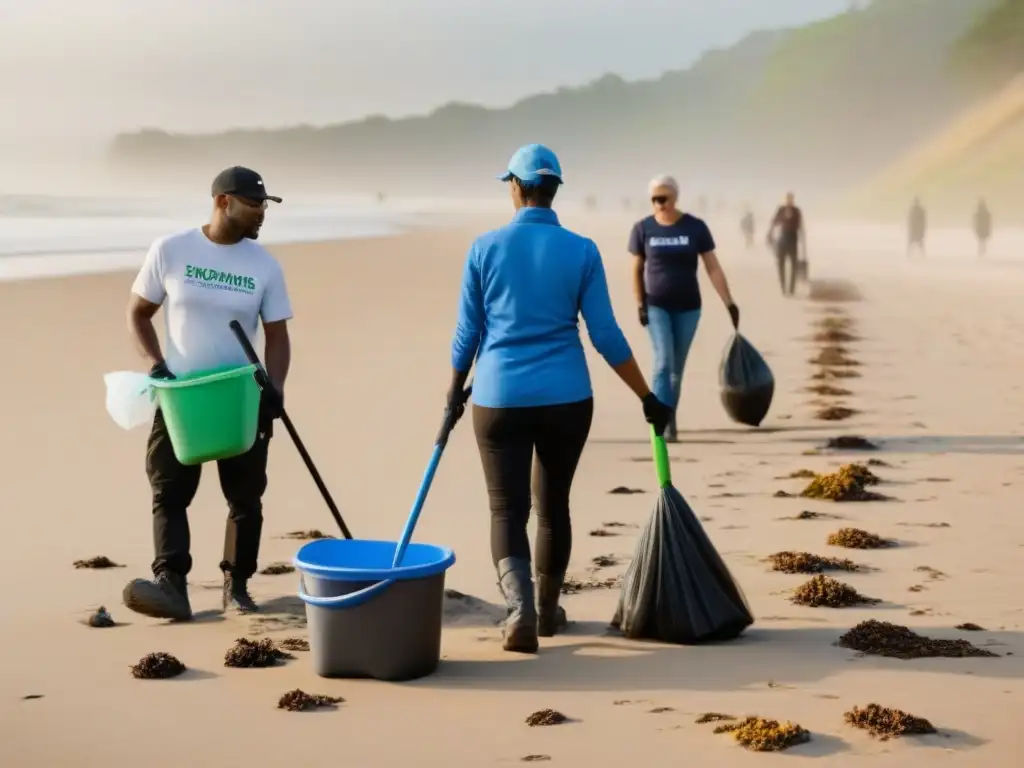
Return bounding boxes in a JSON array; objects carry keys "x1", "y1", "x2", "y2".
[{"x1": 450, "y1": 207, "x2": 633, "y2": 408}]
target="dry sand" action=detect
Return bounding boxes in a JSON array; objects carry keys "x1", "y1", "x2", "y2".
[{"x1": 1, "y1": 210, "x2": 1023, "y2": 766}]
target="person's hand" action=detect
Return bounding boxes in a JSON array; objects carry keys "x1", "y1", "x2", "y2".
[
  {"x1": 727, "y1": 303, "x2": 740, "y2": 330},
  {"x1": 253, "y1": 368, "x2": 284, "y2": 419},
  {"x1": 262, "y1": 385, "x2": 285, "y2": 420},
  {"x1": 148, "y1": 361, "x2": 175, "y2": 380},
  {"x1": 642, "y1": 392, "x2": 674, "y2": 436},
  {"x1": 445, "y1": 385, "x2": 469, "y2": 426},
  {"x1": 638, "y1": 303, "x2": 649, "y2": 327}
]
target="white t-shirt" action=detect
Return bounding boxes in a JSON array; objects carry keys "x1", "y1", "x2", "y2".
[{"x1": 131, "y1": 227, "x2": 293, "y2": 376}]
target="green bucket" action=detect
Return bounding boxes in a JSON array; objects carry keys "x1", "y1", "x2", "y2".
[{"x1": 151, "y1": 364, "x2": 262, "y2": 466}]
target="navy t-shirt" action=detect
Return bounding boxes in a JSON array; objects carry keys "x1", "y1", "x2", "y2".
[{"x1": 628, "y1": 214, "x2": 715, "y2": 311}]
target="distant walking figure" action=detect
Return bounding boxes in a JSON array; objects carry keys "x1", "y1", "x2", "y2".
[
  {"x1": 907, "y1": 197, "x2": 927, "y2": 257},
  {"x1": 740, "y1": 207, "x2": 755, "y2": 249},
  {"x1": 974, "y1": 199, "x2": 992, "y2": 257},
  {"x1": 767, "y1": 192, "x2": 806, "y2": 296}
]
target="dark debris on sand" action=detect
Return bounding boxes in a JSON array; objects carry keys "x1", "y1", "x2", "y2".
[
  {"x1": 561, "y1": 576, "x2": 620, "y2": 594},
  {"x1": 696, "y1": 712, "x2": 736, "y2": 724},
  {"x1": 779, "y1": 510, "x2": 839, "y2": 521},
  {"x1": 827, "y1": 527, "x2": 894, "y2": 550},
  {"x1": 815, "y1": 405, "x2": 859, "y2": 422},
  {"x1": 87, "y1": 606, "x2": 116, "y2": 628},
  {"x1": 956, "y1": 623, "x2": 985, "y2": 631},
  {"x1": 73, "y1": 556, "x2": 124, "y2": 569},
  {"x1": 791, "y1": 575, "x2": 880, "y2": 608},
  {"x1": 281, "y1": 530, "x2": 333, "y2": 540},
  {"x1": 813, "y1": 329, "x2": 860, "y2": 343},
  {"x1": 591, "y1": 555, "x2": 620, "y2": 568},
  {"x1": 801, "y1": 464, "x2": 889, "y2": 502},
  {"x1": 844, "y1": 704, "x2": 936, "y2": 740},
  {"x1": 768, "y1": 551, "x2": 861, "y2": 574},
  {"x1": 777, "y1": 468, "x2": 817, "y2": 479},
  {"x1": 131, "y1": 652, "x2": 186, "y2": 679},
  {"x1": 526, "y1": 709, "x2": 569, "y2": 726},
  {"x1": 915, "y1": 566, "x2": 947, "y2": 581},
  {"x1": 837, "y1": 620, "x2": 999, "y2": 659},
  {"x1": 816, "y1": 314, "x2": 856, "y2": 330},
  {"x1": 224, "y1": 638, "x2": 295, "y2": 668},
  {"x1": 259, "y1": 562, "x2": 295, "y2": 575},
  {"x1": 278, "y1": 637, "x2": 310, "y2": 651},
  {"x1": 608, "y1": 486, "x2": 645, "y2": 494},
  {"x1": 812, "y1": 368, "x2": 861, "y2": 380},
  {"x1": 811, "y1": 347, "x2": 861, "y2": 367},
  {"x1": 521, "y1": 756, "x2": 551, "y2": 763},
  {"x1": 713, "y1": 717, "x2": 811, "y2": 751},
  {"x1": 826, "y1": 436, "x2": 879, "y2": 451},
  {"x1": 589, "y1": 528, "x2": 618, "y2": 537},
  {"x1": 806, "y1": 384, "x2": 854, "y2": 397},
  {"x1": 277, "y1": 689, "x2": 344, "y2": 712}
]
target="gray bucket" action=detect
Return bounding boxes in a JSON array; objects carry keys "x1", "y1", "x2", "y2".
[{"x1": 294, "y1": 538, "x2": 456, "y2": 682}]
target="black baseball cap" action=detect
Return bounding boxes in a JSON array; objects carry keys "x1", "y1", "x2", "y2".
[{"x1": 211, "y1": 166, "x2": 282, "y2": 203}]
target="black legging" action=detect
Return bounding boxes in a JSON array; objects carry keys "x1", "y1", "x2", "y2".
[
  {"x1": 775, "y1": 239, "x2": 798, "y2": 296},
  {"x1": 472, "y1": 398, "x2": 593, "y2": 576}
]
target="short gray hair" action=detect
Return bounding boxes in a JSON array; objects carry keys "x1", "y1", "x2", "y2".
[{"x1": 648, "y1": 175, "x2": 679, "y2": 195}]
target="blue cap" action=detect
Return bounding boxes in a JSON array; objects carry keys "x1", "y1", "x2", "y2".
[{"x1": 498, "y1": 143, "x2": 563, "y2": 185}]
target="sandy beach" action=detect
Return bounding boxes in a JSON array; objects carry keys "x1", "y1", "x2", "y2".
[{"x1": 2, "y1": 210, "x2": 1023, "y2": 766}]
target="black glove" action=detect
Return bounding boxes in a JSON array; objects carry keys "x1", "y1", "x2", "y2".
[
  {"x1": 445, "y1": 386, "x2": 469, "y2": 426},
  {"x1": 638, "y1": 303, "x2": 649, "y2": 327},
  {"x1": 727, "y1": 303, "x2": 740, "y2": 330},
  {"x1": 253, "y1": 368, "x2": 284, "y2": 420},
  {"x1": 148, "y1": 361, "x2": 175, "y2": 380},
  {"x1": 642, "y1": 392, "x2": 674, "y2": 436}
]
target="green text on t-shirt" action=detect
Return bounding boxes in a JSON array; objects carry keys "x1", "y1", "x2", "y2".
[{"x1": 184, "y1": 264, "x2": 257, "y2": 294}]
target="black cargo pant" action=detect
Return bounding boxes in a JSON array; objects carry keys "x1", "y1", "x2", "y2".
[
  {"x1": 775, "y1": 238, "x2": 799, "y2": 296},
  {"x1": 473, "y1": 398, "x2": 593, "y2": 577},
  {"x1": 146, "y1": 401, "x2": 274, "y2": 581}
]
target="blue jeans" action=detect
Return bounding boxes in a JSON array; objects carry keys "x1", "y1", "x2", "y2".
[{"x1": 647, "y1": 306, "x2": 701, "y2": 436}]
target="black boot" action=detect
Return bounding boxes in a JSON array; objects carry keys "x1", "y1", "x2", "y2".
[
  {"x1": 122, "y1": 571, "x2": 192, "y2": 621},
  {"x1": 536, "y1": 572, "x2": 568, "y2": 637},
  {"x1": 223, "y1": 573, "x2": 260, "y2": 615},
  {"x1": 497, "y1": 557, "x2": 538, "y2": 653}
]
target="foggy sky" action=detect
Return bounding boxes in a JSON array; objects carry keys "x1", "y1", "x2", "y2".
[{"x1": 0, "y1": 0, "x2": 847, "y2": 140}]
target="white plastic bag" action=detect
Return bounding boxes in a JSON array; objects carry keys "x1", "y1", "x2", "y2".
[{"x1": 104, "y1": 371, "x2": 157, "y2": 430}]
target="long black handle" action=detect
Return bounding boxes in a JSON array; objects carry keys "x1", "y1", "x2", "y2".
[{"x1": 229, "y1": 320, "x2": 353, "y2": 540}]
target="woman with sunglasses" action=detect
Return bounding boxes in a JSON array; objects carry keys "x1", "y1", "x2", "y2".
[{"x1": 628, "y1": 175, "x2": 739, "y2": 442}]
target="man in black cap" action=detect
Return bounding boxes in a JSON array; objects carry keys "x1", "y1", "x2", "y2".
[{"x1": 122, "y1": 166, "x2": 293, "y2": 621}]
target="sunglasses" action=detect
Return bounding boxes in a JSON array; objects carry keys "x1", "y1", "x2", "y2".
[{"x1": 651, "y1": 195, "x2": 670, "y2": 205}]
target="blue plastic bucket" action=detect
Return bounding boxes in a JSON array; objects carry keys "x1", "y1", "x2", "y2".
[{"x1": 294, "y1": 538, "x2": 456, "y2": 681}]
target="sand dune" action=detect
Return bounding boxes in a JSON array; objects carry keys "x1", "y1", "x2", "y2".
[{"x1": 1, "y1": 213, "x2": 1023, "y2": 766}]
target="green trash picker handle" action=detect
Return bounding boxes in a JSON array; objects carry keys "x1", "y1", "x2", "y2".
[{"x1": 650, "y1": 424, "x2": 672, "y2": 488}]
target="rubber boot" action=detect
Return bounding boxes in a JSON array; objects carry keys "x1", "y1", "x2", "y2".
[
  {"x1": 223, "y1": 573, "x2": 261, "y2": 615},
  {"x1": 536, "y1": 572, "x2": 569, "y2": 637},
  {"x1": 497, "y1": 557, "x2": 538, "y2": 654},
  {"x1": 122, "y1": 571, "x2": 192, "y2": 621}
]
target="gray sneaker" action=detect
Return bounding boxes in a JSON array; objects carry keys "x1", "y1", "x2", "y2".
[
  {"x1": 223, "y1": 575, "x2": 260, "y2": 615},
  {"x1": 122, "y1": 571, "x2": 193, "y2": 621}
]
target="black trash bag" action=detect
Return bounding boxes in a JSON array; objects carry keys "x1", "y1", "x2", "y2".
[
  {"x1": 611, "y1": 483, "x2": 754, "y2": 645},
  {"x1": 719, "y1": 333, "x2": 775, "y2": 427}
]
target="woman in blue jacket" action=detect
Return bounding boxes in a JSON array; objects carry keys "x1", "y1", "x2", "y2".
[
  {"x1": 447, "y1": 144, "x2": 673, "y2": 654},
  {"x1": 629, "y1": 175, "x2": 740, "y2": 441}
]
